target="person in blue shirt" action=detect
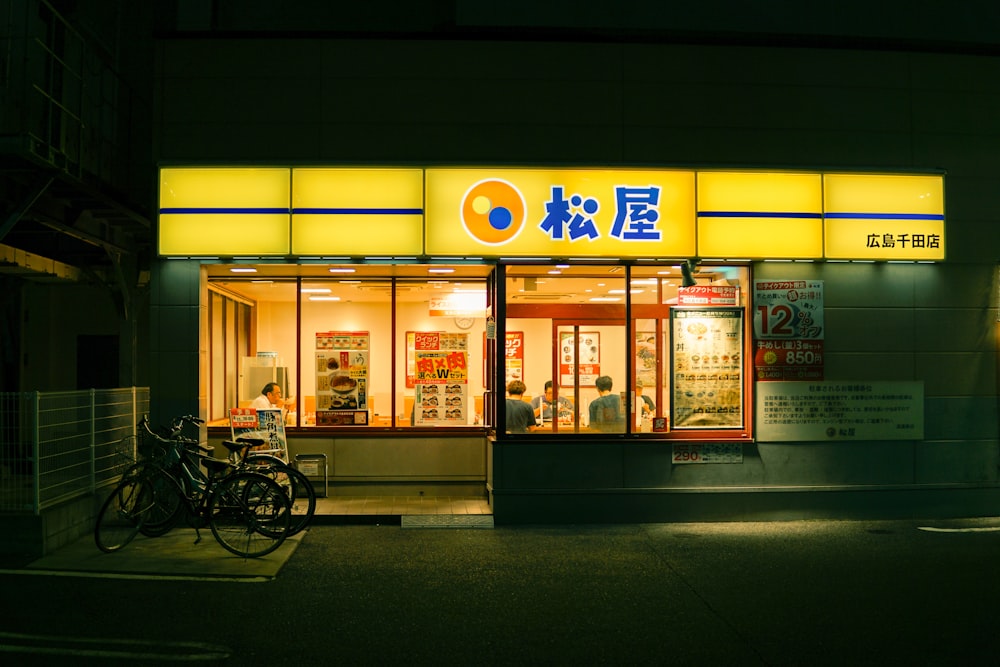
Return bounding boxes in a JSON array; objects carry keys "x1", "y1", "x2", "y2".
[
  {"x1": 505, "y1": 380, "x2": 536, "y2": 434},
  {"x1": 588, "y1": 375, "x2": 623, "y2": 431},
  {"x1": 530, "y1": 380, "x2": 573, "y2": 422}
]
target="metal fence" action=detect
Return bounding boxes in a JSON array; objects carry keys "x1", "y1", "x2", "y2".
[{"x1": 0, "y1": 388, "x2": 149, "y2": 513}]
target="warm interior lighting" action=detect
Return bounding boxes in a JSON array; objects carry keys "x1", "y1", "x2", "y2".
[
  {"x1": 328, "y1": 267, "x2": 356, "y2": 273},
  {"x1": 229, "y1": 267, "x2": 257, "y2": 273},
  {"x1": 308, "y1": 296, "x2": 341, "y2": 301},
  {"x1": 301, "y1": 288, "x2": 332, "y2": 294}
]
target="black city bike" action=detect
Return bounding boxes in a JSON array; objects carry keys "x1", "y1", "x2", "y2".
[{"x1": 95, "y1": 416, "x2": 291, "y2": 558}]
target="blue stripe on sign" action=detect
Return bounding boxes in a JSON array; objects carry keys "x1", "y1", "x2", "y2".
[
  {"x1": 823, "y1": 212, "x2": 944, "y2": 220},
  {"x1": 292, "y1": 208, "x2": 424, "y2": 215},
  {"x1": 159, "y1": 207, "x2": 289, "y2": 214},
  {"x1": 697, "y1": 211, "x2": 822, "y2": 218}
]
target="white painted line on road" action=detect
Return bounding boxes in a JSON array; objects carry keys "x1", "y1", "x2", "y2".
[
  {"x1": 0, "y1": 631, "x2": 231, "y2": 660},
  {"x1": 0, "y1": 568, "x2": 270, "y2": 582},
  {"x1": 917, "y1": 526, "x2": 1000, "y2": 533}
]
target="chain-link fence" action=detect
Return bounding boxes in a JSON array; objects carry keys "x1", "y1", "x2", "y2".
[{"x1": 0, "y1": 387, "x2": 149, "y2": 513}]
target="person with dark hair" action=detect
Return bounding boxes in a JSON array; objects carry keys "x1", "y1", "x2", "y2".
[
  {"x1": 530, "y1": 380, "x2": 573, "y2": 422},
  {"x1": 505, "y1": 380, "x2": 535, "y2": 434},
  {"x1": 588, "y1": 375, "x2": 622, "y2": 430},
  {"x1": 251, "y1": 382, "x2": 285, "y2": 410}
]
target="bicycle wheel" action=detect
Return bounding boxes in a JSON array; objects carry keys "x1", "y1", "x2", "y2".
[
  {"x1": 138, "y1": 468, "x2": 185, "y2": 537},
  {"x1": 94, "y1": 477, "x2": 153, "y2": 553},
  {"x1": 245, "y1": 455, "x2": 316, "y2": 537},
  {"x1": 207, "y1": 472, "x2": 290, "y2": 558}
]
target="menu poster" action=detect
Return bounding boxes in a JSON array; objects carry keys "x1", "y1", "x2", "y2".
[
  {"x1": 414, "y1": 332, "x2": 469, "y2": 426},
  {"x1": 559, "y1": 332, "x2": 600, "y2": 387},
  {"x1": 635, "y1": 331, "x2": 657, "y2": 389},
  {"x1": 670, "y1": 308, "x2": 744, "y2": 429},
  {"x1": 229, "y1": 408, "x2": 288, "y2": 462},
  {"x1": 315, "y1": 331, "x2": 369, "y2": 426}
]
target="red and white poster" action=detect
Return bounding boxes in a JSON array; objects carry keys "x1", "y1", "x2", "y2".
[
  {"x1": 503, "y1": 331, "x2": 524, "y2": 386},
  {"x1": 559, "y1": 331, "x2": 600, "y2": 387},
  {"x1": 413, "y1": 332, "x2": 469, "y2": 426},
  {"x1": 754, "y1": 339, "x2": 825, "y2": 381},
  {"x1": 753, "y1": 280, "x2": 824, "y2": 382},
  {"x1": 678, "y1": 285, "x2": 739, "y2": 306}
]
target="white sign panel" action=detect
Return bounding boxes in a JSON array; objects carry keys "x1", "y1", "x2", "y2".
[{"x1": 756, "y1": 381, "x2": 924, "y2": 442}]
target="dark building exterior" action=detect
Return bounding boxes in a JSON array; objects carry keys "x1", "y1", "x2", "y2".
[{"x1": 4, "y1": 1, "x2": 999, "y2": 523}]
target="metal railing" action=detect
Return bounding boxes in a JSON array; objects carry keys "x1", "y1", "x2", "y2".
[{"x1": 0, "y1": 387, "x2": 149, "y2": 514}]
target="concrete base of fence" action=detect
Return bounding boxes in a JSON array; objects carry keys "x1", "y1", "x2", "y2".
[{"x1": 0, "y1": 494, "x2": 97, "y2": 561}]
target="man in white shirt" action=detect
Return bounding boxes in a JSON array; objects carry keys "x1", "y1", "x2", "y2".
[{"x1": 250, "y1": 382, "x2": 284, "y2": 411}]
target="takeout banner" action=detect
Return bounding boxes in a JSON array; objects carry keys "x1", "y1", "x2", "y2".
[{"x1": 158, "y1": 166, "x2": 945, "y2": 261}]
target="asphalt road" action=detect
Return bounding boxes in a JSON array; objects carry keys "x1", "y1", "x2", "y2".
[{"x1": 2, "y1": 518, "x2": 1000, "y2": 665}]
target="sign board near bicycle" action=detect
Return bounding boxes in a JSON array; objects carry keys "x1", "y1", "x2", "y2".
[{"x1": 229, "y1": 407, "x2": 288, "y2": 462}]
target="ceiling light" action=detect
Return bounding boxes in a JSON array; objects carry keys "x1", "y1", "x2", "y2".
[
  {"x1": 328, "y1": 268, "x2": 356, "y2": 274},
  {"x1": 301, "y1": 288, "x2": 332, "y2": 293},
  {"x1": 428, "y1": 268, "x2": 454, "y2": 274},
  {"x1": 229, "y1": 267, "x2": 257, "y2": 273},
  {"x1": 250, "y1": 280, "x2": 273, "y2": 284},
  {"x1": 309, "y1": 296, "x2": 341, "y2": 301},
  {"x1": 589, "y1": 297, "x2": 621, "y2": 302}
]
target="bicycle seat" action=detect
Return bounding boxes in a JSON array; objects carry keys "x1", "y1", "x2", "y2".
[
  {"x1": 222, "y1": 439, "x2": 257, "y2": 454},
  {"x1": 235, "y1": 437, "x2": 266, "y2": 447}
]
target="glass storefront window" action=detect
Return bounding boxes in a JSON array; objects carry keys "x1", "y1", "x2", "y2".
[
  {"x1": 505, "y1": 265, "x2": 628, "y2": 435},
  {"x1": 504, "y1": 262, "x2": 751, "y2": 438},
  {"x1": 206, "y1": 266, "x2": 489, "y2": 429}
]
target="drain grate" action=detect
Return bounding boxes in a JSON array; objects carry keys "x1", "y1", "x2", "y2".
[{"x1": 401, "y1": 515, "x2": 494, "y2": 529}]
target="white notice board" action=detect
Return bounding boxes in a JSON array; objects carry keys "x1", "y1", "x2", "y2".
[{"x1": 756, "y1": 381, "x2": 923, "y2": 442}]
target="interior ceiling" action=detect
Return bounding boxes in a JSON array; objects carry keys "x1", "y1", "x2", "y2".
[{"x1": 209, "y1": 263, "x2": 702, "y2": 304}]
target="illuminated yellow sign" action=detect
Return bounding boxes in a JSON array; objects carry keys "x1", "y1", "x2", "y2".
[
  {"x1": 697, "y1": 172, "x2": 824, "y2": 259},
  {"x1": 292, "y1": 168, "x2": 423, "y2": 255},
  {"x1": 425, "y1": 168, "x2": 696, "y2": 257},
  {"x1": 159, "y1": 168, "x2": 291, "y2": 255},
  {"x1": 157, "y1": 167, "x2": 945, "y2": 262},
  {"x1": 824, "y1": 174, "x2": 945, "y2": 260}
]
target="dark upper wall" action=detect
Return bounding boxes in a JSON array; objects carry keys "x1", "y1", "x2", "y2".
[{"x1": 159, "y1": 0, "x2": 1000, "y2": 53}]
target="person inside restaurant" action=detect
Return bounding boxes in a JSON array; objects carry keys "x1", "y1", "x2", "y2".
[
  {"x1": 588, "y1": 375, "x2": 623, "y2": 432},
  {"x1": 505, "y1": 380, "x2": 536, "y2": 434},
  {"x1": 531, "y1": 380, "x2": 574, "y2": 424}
]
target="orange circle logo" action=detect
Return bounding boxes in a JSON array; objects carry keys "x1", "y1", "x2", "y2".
[{"x1": 460, "y1": 179, "x2": 526, "y2": 246}]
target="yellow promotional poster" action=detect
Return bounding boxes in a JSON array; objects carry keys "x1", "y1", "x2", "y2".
[
  {"x1": 291, "y1": 168, "x2": 424, "y2": 255},
  {"x1": 696, "y1": 172, "x2": 824, "y2": 259},
  {"x1": 823, "y1": 174, "x2": 945, "y2": 260},
  {"x1": 425, "y1": 168, "x2": 696, "y2": 257},
  {"x1": 159, "y1": 168, "x2": 291, "y2": 255}
]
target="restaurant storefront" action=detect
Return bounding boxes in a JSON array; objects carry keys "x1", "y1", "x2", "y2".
[{"x1": 156, "y1": 165, "x2": 946, "y2": 522}]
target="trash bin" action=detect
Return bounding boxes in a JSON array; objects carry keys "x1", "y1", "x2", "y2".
[{"x1": 294, "y1": 453, "x2": 328, "y2": 498}]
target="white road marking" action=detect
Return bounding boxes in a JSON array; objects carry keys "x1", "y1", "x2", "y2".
[
  {"x1": 917, "y1": 526, "x2": 1000, "y2": 533},
  {"x1": 0, "y1": 568, "x2": 270, "y2": 582},
  {"x1": 0, "y1": 631, "x2": 230, "y2": 660}
]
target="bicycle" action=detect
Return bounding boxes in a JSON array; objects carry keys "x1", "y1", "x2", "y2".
[
  {"x1": 145, "y1": 415, "x2": 316, "y2": 537},
  {"x1": 221, "y1": 436, "x2": 317, "y2": 537},
  {"x1": 95, "y1": 415, "x2": 292, "y2": 558}
]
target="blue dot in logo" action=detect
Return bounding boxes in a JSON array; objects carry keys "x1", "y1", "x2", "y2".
[{"x1": 489, "y1": 207, "x2": 513, "y2": 230}]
